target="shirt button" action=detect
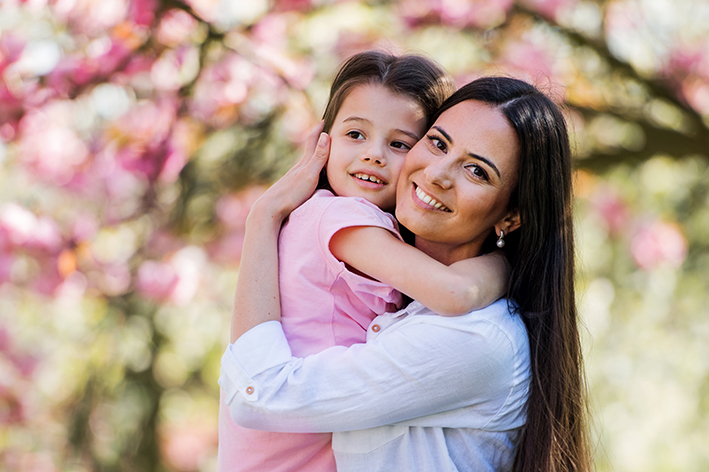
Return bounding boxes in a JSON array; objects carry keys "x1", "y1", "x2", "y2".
[
  {"x1": 371, "y1": 324, "x2": 380, "y2": 332},
  {"x1": 246, "y1": 386, "x2": 254, "y2": 395}
]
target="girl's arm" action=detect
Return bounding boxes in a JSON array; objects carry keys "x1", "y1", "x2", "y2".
[
  {"x1": 231, "y1": 124, "x2": 330, "y2": 342},
  {"x1": 330, "y1": 227, "x2": 508, "y2": 316}
]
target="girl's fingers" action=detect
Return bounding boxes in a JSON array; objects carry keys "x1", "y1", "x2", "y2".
[
  {"x1": 308, "y1": 132, "x2": 330, "y2": 175},
  {"x1": 298, "y1": 121, "x2": 325, "y2": 168}
]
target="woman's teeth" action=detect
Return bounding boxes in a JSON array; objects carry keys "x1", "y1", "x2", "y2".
[
  {"x1": 353, "y1": 173, "x2": 384, "y2": 184},
  {"x1": 415, "y1": 186, "x2": 451, "y2": 212}
]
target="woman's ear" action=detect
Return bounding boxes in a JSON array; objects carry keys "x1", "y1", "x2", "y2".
[{"x1": 495, "y1": 209, "x2": 521, "y2": 236}]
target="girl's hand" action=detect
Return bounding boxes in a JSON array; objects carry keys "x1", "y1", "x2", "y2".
[
  {"x1": 232, "y1": 123, "x2": 329, "y2": 342},
  {"x1": 251, "y1": 121, "x2": 330, "y2": 224}
]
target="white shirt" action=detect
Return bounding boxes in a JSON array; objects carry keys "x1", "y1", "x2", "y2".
[{"x1": 220, "y1": 299, "x2": 531, "y2": 472}]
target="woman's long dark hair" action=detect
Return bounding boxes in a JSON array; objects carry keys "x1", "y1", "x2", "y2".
[{"x1": 431, "y1": 77, "x2": 591, "y2": 472}]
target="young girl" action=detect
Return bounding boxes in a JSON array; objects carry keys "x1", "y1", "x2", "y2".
[{"x1": 218, "y1": 51, "x2": 509, "y2": 472}]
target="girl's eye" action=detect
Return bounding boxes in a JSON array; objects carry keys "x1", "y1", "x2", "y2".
[
  {"x1": 427, "y1": 135, "x2": 447, "y2": 152},
  {"x1": 466, "y1": 164, "x2": 489, "y2": 181},
  {"x1": 346, "y1": 131, "x2": 364, "y2": 140},
  {"x1": 390, "y1": 141, "x2": 412, "y2": 150}
]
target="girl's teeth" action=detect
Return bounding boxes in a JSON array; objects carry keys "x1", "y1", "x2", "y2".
[
  {"x1": 415, "y1": 186, "x2": 450, "y2": 212},
  {"x1": 355, "y1": 173, "x2": 383, "y2": 184}
]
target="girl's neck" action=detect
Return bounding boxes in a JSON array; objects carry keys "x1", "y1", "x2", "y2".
[{"x1": 413, "y1": 237, "x2": 483, "y2": 265}]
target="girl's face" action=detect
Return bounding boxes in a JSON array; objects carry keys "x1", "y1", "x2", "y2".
[
  {"x1": 326, "y1": 83, "x2": 427, "y2": 212},
  {"x1": 395, "y1": 99, "x2": 521, "y2": 264}
]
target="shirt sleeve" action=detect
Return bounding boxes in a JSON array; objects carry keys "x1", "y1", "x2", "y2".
[
  {"x1": 219, "y1": 308, "x2": 524, "y2": 433},
  {"x1": 317, "y1": 196, "x2": 403, "y2": 311}
]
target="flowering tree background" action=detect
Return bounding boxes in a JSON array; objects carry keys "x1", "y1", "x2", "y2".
[{"x1": 1, "y1": 0, "x2": 708, "y2": 470}]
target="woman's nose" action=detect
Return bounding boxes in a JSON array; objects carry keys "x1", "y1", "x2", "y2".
[{"x1": 423, "y1": 157, "x2": 453, "y2": 189}]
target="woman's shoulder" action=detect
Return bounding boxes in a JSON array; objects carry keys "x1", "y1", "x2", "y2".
[{"x1": 400, "y1": 299, "x2": 528, "y2": 351}]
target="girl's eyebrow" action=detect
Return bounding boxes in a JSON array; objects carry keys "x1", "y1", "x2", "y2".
[
  {"x1": 431, "y1": 125, "x2": 501, "y2": 179},
  {"x1": 344, "y1": 116, "x2": 420, "y2": 141}
]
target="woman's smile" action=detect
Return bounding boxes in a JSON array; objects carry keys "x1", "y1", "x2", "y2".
[{"x1": 413, "y1": 184, "x2": 451, "y2": 212}]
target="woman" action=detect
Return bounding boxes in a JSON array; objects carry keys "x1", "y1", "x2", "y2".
[{"x1": 220, "y1": 77, "x2": 591, "y2": 472}]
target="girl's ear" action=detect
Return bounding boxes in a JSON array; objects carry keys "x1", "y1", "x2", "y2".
[{"x1": 495, "y1": 209, "x2": 521, "y2": 236}]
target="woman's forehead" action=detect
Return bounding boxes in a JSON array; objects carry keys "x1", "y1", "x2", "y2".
[{"x1": 435, "y1": 100, "x2": 519, "y2": 174}]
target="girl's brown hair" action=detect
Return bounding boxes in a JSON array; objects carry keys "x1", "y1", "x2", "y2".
[{"x1": 322, "y1": 50, "x2": 454, "y2": 134}]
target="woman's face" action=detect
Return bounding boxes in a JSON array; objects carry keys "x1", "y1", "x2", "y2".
[{"x1": 395, "y1": 99, "x2": 521, "y2": 263}]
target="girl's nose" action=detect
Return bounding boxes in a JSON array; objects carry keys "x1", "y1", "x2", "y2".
[{"x1": 361, "y1": 143, "x2": 386, "y2": 166}]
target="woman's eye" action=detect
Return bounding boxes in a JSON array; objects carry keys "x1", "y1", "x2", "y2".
[
  {"x1": 390, "y1": 141, "x2": 411, "y2": 150},
  {"x1": 466, "y1": 164, "x2": 489, "y2": 181},
  {"x1": 346, "y1": 131, "x2": 364, "y2": 140},
  {"x1": 428, "y1": 135, "x2": 446, "y2": 152}
]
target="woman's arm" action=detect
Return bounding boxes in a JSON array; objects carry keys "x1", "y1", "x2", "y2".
[
  {"x1": 231, "y1": 124, "x2": 330, "y2": 342},
  {"x1": 220, "y1": 301, "x2": 528, "y2": 432},
  {"x1": 330, "y1": 227, "x2": 508, "y2": 316}
]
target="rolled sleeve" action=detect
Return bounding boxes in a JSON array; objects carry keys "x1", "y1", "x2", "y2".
[
  {"x1": 219, "y1": 321, "x2": 293, "y2": 403},
  {"x1": 218, "y1": 300, "x2": 529, "y2": 434}
]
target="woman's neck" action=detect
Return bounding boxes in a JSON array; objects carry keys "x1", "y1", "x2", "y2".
[{"x1": 414, "y1": 237, "x2": 483, "y2": 265}]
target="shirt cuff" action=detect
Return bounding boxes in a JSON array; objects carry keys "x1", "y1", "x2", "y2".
[{"x1": 219, "y1": 321, "x2": 293, "y2": 404}]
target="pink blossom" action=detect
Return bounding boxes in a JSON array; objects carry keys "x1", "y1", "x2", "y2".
[
  {"x1": 55, "y1": 0, "x2": 128, "y2": 35},
  {"x1": 156, "y1": 9, "x2": 200, "y2": 47},
  {"x1": 272, "y1": 0, "x2": 312, "y2": 12},
  {"x1": 1, "y1": 450, "x2": 58, "y2": 472},
  {"x1": 115, "y1": 98, "x2": 176, "y2": 148},
  {"x1": 31, "y1": 259, "x2": 65, "y2": 296},
  {"x1": 501, "y1": 41, "x2": 556, "y2": 84},
  {"x1": 129, "y1": 0, "x2": 159, "y2": 27},
  {"x1": 181, "y1": 0, "x2": 219, "y2": 22},
  {"x1": 0, "y1": 203, "x2": 37, "y2": 247},
  {"x1": 681, "y1": 79, "x2": 709, "y2": 115},
  {"x1": 158, "y1": 142, "x2": 187, "y2": 183},
  {"x1": 208, "y1": 186, "x2": 265, "y2": 265},
  {"x1": 72, "y1": 214, "x2": 100, "y2": 243},
  {"x1": 94, "y1": 40, "x2": 133, "y2": 78},
  {"x1": 604, "y1": 0, "x2": 642, "y2": 36},
  {"x1": 207, "y1": 231, "x2": 245, "y2": 266},
  {"x1": 215, "y1": 186, "x2": 266, "y2": 230},
  {"x1": 630, "y1": 221, "x2": 688, "y2": 270},
  {"x1": 0, "y1": 33, "x2": 25, "y2": 75},
  {"x1": 521, "y1": 0, "x2": 576, "y2": 20},
  {"x1": 0, "y1": 326, "x2": 10, "y2": 353},
  {"x1": 144, "y1": 230, "x2": 185, "y2": 259},
  {"x1": 136, "y1": 260, "x2": 179, "y2": 302},
  {"x1": 0, "y1": 252, "x2": 13, "y2": 285},
  {"x1": 252, "y1": 14, "x2": 290, "y2": 51},
  {"x1": 592, "y1": 188, "x2": 628, "y2": 236},
  {"x1": 399, "y1": 0, "x2": 513, "y2": 29},
  {"x1": 190, "y1": 53, "x2": 258, "y2": 124},
  {"x1": 168, "y1": 246, "x2": 206, "y2": 306},
  {"x1": 95, "y1": 262, "x2": 132, "y2": 296},
  {"x1": 0, "y1": 382, "x2": 27, "y2": 424},
  {"x1": 136, "y1": 248, "x2": 205, "y2": 305},
  {"x1": 160, "y1": 421, "x2": 218, "y2": 472},
  {"x1": 17, "y1": 102, "x2": 89, "y2": 185},
  {"x1": 25, "y1": 216, "x2": 63, "y2": 253}
]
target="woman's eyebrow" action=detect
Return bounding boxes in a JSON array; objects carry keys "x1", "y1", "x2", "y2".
[
  {"x1": 432, "y1": 126, "x2": 501, "y2": 178},
  {"x1": 469, "y1": 153, "x2": 501, "y2": 178}
]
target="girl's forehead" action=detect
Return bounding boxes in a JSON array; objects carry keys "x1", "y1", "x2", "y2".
[{"x1": 335, "y1": 84, "x2": 427, "y2": 129}]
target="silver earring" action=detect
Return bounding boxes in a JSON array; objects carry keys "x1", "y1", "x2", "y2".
[{"x1": 496, "y1": 230, "x2": 505, "y2": 248}]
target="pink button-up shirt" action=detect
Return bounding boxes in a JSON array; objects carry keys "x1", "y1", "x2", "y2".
[{"x1": 218, "y1": 190, "x2": 403, "y2": 472}]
